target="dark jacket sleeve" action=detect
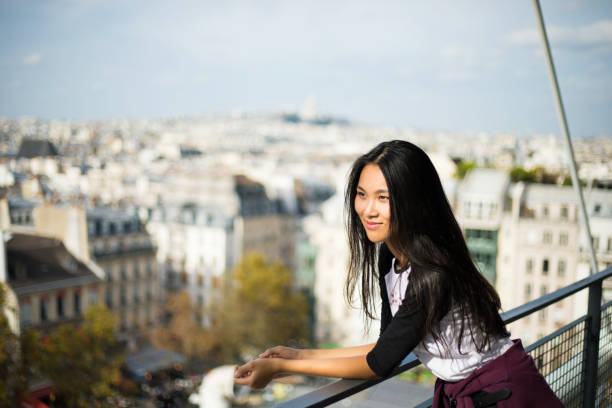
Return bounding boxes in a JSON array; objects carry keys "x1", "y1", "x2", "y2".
[
  {"x1": 367, "y1": 244, "x2": 426, "y2": 377},
  {"x1": 366, "y1": 285, "x2": 426, "y2": 377}
]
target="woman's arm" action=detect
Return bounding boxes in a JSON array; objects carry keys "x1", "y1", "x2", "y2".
[
  {"x1": 259, "y1": 343, "x2": 376, "y2": 360},
  {"x1": 234, "y1": 355, "x2": 377, "y2": 389}
]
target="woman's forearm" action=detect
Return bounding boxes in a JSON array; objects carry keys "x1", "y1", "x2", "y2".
[
  {"x1": 277, "y1": 354, "x2": 377, "y2": 380},
  {"x1": 300, "y1": 343, "x2": 376, "y2": 359}
]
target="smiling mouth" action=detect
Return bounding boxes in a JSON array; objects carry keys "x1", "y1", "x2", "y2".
[{"x1": 364, "y1": 221, "x2": 382, "y2": 229}]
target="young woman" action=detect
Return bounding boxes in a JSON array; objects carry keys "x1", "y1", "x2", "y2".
[{"x1": 234, "y1": 140, "x2": 563, "y2": 407}]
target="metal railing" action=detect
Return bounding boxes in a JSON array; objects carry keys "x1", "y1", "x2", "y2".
[{"x1": 277, "y1": 266, "x2": 612, "y2": 408}]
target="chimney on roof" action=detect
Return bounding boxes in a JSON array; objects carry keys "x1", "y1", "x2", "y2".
[{"x1": 33, "y1": 204, "x2": 90, "y2": 263}]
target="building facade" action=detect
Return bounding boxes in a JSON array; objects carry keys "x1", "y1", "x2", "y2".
[
  {"x1": 455, "y1": 169, "x2": 510, "y2": 285},
  {"x1": 5, "y1": 233, "x2": 103, "y2": 332},
  {"x1": 87, "y1": 207, "x2": 161, "y2": 345}
]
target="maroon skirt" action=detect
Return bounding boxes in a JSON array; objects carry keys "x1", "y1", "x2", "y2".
[{"x1": 432, "y1": 339, "x2": 564, "y2": 407}]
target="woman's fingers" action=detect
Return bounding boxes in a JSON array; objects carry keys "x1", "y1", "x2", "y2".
[
  {"x1": 259, "y1": 346, "x2": 280, "y2": 358},
  {"x1": 234, "y1": 362, "x2": 253, "y2": 378},
  {"x1": 234, "y1": 375, "x2": 252, "y2": 386}
]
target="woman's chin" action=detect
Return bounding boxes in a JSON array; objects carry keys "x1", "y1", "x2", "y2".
[{"x1": 365, "y1": 233, "x2": 387, "y2": 243}]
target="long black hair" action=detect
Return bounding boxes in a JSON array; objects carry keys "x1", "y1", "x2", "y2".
[{"x1": 345, "y1": 140, "x2": 507, "y2": 353}]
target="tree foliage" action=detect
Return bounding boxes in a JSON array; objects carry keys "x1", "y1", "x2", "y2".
[
  {"x1": 151, "y1": 291, "x2": 215, "y2": 359},
  {"x1": 0, "y1": 283, "x2": 26, "y2": 407},
  {"x1": 212, "y1": 252, "x2": 309, "y2": 359},
  {"x1": 509, "y1": 166, "x2": 558, "y2": 184},
  {"x1": 154, "y1": 253, "x2": 310, "y2": 363},
  {"x1": 24, "y1": 305, "x2": 123, "y2": 407},
  {"x1": 454, "y1": 161, "x2": 475, "y2": 179},
  {"x1": 1, "y1": 285, "x2": 123, "y2": 407}
]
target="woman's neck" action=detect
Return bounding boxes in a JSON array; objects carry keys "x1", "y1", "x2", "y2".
[{"x1": 386, "y1": 241, "x2": 410, "y2": 270}]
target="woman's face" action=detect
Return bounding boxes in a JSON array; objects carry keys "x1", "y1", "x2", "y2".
[{"x1": 354, "y1": 163, "x2": 391, "y2": 243}]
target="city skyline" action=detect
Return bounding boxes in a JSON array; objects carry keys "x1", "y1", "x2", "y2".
[{"x1": 1, "y1": 0, "x2": 612, "y2": 137}]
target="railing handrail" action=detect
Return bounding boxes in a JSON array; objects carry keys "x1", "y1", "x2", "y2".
[
  {"x1": 502, "y1": 266, "x2": 612, "y2": 324},
  {"x1": 275, "y1": 266, "x2": 612, "y2": 407}
]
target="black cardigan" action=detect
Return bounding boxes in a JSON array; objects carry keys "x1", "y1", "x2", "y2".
[{"x1": 365, "y1": 244, "x2": 427, "y2": 377}]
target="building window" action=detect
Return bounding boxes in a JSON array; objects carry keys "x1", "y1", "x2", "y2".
[
  {"x1": 594, "y1": 203, "x2": 602, "y2": 215},
  {"x1": 134, "y1": 285, "x2": 140, "y2": 304},
  {"x1": 134, "y1": 263, "x2": 140, "y2": 279},
  {"x1": 608, "y1": 237, "x2": 612, "y2": 252},
  {"x1": 542, "y1": 231, "x2": 552, "y2": 244},
  {"x1": 40, "y1": 299, "x2": 48, "y2": 322},
  {"x1": 120, "y1": 288, "x2": 127, "y2": 306},
  {"x1": 560, "y1": 206, "x2": 568, "y2": 219},
  {"x1": 106, "y1": 289, "x2": 113, "y2": 308},
  {"x1": 592, "y1": 235, "x2": 600, "y2": 250},
  {"x1": 489, "y1": 203, "x2": 498, "y2": 218},
  {"x1": 57, "y1": 295, "x2": 65, "y2": 318},
  {"x1": 559, "y1": 232, "x2": 568, "y2": 246},
  {"x1": 526, "y1": 258, "x2": 534, "y2": 274},
  {"x1": 524, "y1": 284, "x2": 532, "y2": 300},
  {"x1": 542, "y1": 259, "x2": 549, "y2": 275},
  {"x1": 538, "y1": 309, "x2": 547, "y2": 322},
  {"x1": 89, "y1": 289, "x2": 98, "y2": 305},
  {"x1": 20, "y1": 302, "x2": 32, "y2": 325},
  {"x1": 558, "y1": 260, "x2": 566, "y2": 277},
  {"x1": 120, "y1": 265, "x2": 127, "y2": 281},
  {"x1": 106, "y1": 267, "x2": 113, "y2": 282},
  {"x1": 542, "y1": 206, "x2": 549, "y2": 218},
  {"x1": 74, "y1": 293, "x2": 81, "y2": 316},
  {"x1": 464, "y1": 202, "x2": 471, "y2": 217},
  {"x1": 197, "y1": 274, "x2": 204, "y2": 287}
]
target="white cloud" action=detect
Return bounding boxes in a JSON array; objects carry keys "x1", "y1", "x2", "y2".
[{"x1": 23, "y1": 53, "x2": 42, "y2": 66}]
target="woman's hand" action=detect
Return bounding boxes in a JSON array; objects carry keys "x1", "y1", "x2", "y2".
[
  {"x1": 259, "y1": 345, "x2": 304, "y2": 360},
  {"x1": 234, "y1": 358, "x2": 282, "y2": 390}
]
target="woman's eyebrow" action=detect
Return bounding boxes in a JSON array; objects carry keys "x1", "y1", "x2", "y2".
[{"x1": 356, "y1": 185, "x2": 389, "y2": 194}]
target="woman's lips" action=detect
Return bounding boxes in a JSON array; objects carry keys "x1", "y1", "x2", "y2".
[{"x1": 365, "y1": 221, "x2": 382, "y2": 229}]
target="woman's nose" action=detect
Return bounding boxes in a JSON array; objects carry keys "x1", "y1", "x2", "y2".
[{"x1": 364, "y1": 199, "x2": 378, "y2": 216}]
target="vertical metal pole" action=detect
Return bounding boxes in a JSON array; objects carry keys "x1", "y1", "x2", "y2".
[
  {"x1": 583, "y1": 282, "x2": 602, "y2": 408},
  {"x1": 531, "y1": 0, "x2": 599, "y2": 275}
]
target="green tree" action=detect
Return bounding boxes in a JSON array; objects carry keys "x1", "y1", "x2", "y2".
[
  {"x1": 0, "y1": 283, "x2": 26, "y2": 407},
  {"x1": 212, "y1": 252, "x2": 309, "y2": 359},
  {"x1": 25, "y1": 304, "x2": 123, "y2": 407},
  {"x1": 454, "y1": 161, "x2": 475, "y2": 179},
  {"x1": 151, "y1": 291, "x2": 215, "y2": 359},
  {"x1": 509, "y1": 166, "x2": 536, "y2": 183}
]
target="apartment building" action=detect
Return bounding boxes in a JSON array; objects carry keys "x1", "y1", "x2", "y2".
[
  {"x1": 146, "y1": 173, "x2": 297, "y2": 322},
  {"x1": 147, "y1": 202, "x2": 233, "y2": 323},
  {"x1": 455, "y1": 169, "x2": 510, "y2": 285},
  {"x1": 87, "y1": 207, "x2": 160, "y2": 344},
  {"x1": 497, "y1": 183, "x2": 584, "y2": 344},
  {"x1": 5, "y1": 232, "x2": 103, "y2": 332}
]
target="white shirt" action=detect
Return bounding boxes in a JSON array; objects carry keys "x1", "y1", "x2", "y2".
[{"x1": 386, "y1": 258, "x2": 513, "y2": 381}]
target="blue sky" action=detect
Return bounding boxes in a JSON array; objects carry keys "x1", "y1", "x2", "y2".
[{"x1": 1, "y1": 0, "x2": 611, "y2": 136}]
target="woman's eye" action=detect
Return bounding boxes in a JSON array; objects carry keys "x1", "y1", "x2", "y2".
[
  {"x1": 356, "y1": 191, "x2": 366, "y2": 198},
  {"x1": 379, "y1": 195, "x2": 389, "y2": 201}
]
